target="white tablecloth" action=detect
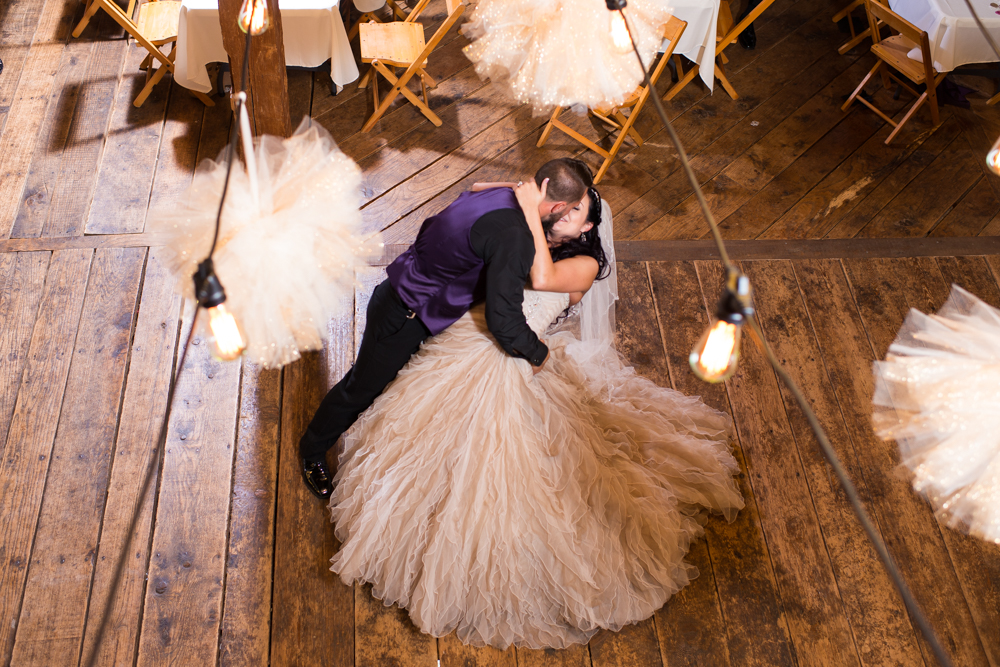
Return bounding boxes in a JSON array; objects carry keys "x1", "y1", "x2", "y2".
[
  {"x1": 175, "y1": 0, "x2": 383, "y2": 93},
  {"x1": 668, "y1": 0, "x2": 720, "y2": 92},
  {"x1": 890, "y1": 0, "x2": 1000, "y2": 71}
]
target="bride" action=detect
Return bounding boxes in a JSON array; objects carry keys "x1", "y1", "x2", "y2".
[{"x1": 328, "y1": 179, "x2": 745, "y2": 649}]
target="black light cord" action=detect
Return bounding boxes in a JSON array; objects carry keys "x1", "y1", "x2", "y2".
[
  {"x1": 81, "y1": 24, "x2": 255, "y2": 667},
  {"x1": 609, "y1": 4, "x2": 954, "y2": 665}
]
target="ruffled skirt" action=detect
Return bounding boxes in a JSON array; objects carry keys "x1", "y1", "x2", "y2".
[{"x1": 329, "y1": 306, "x2": 744, "y2": 648}]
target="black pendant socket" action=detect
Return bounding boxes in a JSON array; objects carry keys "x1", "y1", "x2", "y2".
[{"x1": 193, "y1": 258, "x2": 227, "y2": 309}]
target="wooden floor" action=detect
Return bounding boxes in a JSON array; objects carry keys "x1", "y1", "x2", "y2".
[{"x1": 2, "y1": 0, "x2": 1000, "y2": 665}]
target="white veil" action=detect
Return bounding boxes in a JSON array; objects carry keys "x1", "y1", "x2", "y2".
[{"x1": 548, "y1": 199, "x2": 618, "y2": 348}]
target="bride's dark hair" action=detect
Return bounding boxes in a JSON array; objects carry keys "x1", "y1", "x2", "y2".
[{"x1": 547, "y1": 178, "x2": 611, "y2": 281}]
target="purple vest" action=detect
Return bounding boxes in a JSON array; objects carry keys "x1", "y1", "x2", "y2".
[{"x1": 387, "y1": 188, "x2": 521, "y2": 334}]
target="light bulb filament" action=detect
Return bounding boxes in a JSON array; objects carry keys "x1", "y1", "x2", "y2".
[
  {"x1": 239, "y1": 0, "x2": 270, "y2": 35},
  {"x1": 610, "y1": 11, "x2": 632, "y2": 52},
  {"x1": 207, "y1": 303, "x2": 246, "y2": 361},
  {"x1": 691, "y1": 319, "x2": 740, "y2": 382}
]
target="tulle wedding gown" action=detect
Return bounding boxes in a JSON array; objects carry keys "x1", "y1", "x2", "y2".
[
  {"x1": 873, "y1": 285, "x2": 1000, "y2": 545},
  {"x1": 329, "y1": 290, "x2": 745, "y2": 649}
]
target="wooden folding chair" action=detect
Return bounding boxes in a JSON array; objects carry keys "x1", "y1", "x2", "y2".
[
  {"x1": 535, "y1": 16, "x2": 687, "y2": 184},
  {"x1": 347, "y1": 0, "x2": 418, "y2": 40},
  {"x1": 358, "y1": 0, "x2": 464, "y2": 132},
  {"x1": 664, "y1": 0, "x2": 777, "y2": 101},
  {"x1": 833, "y1": 0, "x2": 869, "y2": 54},
  {"x1": 71, "y1": 0, "x2": 214, "y2": 108},
  {"x1": 841, "y1": 0, "x2": 944, "y2": 144}
]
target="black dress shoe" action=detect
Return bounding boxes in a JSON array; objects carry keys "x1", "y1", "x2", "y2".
[
  {"x1": 302, "y1": 458, "x2": 334, "y2": 499},
  {"x1": 738, "y1": 23, "x2": 756, "y2": 49}
]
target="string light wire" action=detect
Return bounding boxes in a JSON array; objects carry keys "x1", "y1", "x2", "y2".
[{"x1": 609, "y1": 2, "x2": 954, "y2": 665}]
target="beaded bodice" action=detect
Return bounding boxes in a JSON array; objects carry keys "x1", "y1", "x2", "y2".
[{"x1": 523, "y1": 290, "x2": 570, "y2": 335}]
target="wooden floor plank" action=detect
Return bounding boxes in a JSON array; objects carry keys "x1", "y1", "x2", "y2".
[
  {"x1": 636, "y1": 57, "x2": 882, "y2": 241},
  {"x1": 289, "y1": 69, "x2": 314, "y2": 129},
  {"x1": 85, "y1": 45, "x2": 170, "y2": 235},
  {"x1": 133, "y1": 307, "x2": 243, "y2": 665},
  {"x1": 439, "y1": 633, "x2": 515, "y2": 667},
  {"x1": 0, "y1": 248, "x2": 93, "y2": 665},
  {"x1": 218, "y1": 363, "x2": 282, "y2": 666},
  {"x1": 746, "y1": 259, "x2": 923, "y2": 667},
  {"x1": 0, "y1": 41, "x2": 67, "y2": 238},
  {"x1": 357, "y1": 81, "x2": 525, "y2": 232},
  {"x1": 0, "y1": 0, "x2": 72, "y2": 141},
  {"x1": 0, "y1": 0, "x2": 48, "y2": 138},
  {"x1": 615, "y1": 262, "x2": 730, "y2": 666},
  {"x1": 718, "y1": 87, "x2": 909, "y2": 240},
  {"x1": 823, "y1": 117, "x2": 961, "y2": 239},
  {"x1": 78, "y1": 248, "x2": 183, "y2": 667},
  {"x1": 648, "y1": 261, "x2": 795, "y2": 667},
  {"x1": 359, "y1": 103, "x2": 535, "y2": 234},
  {"x1": 0, "y1": 252, "x2": 50, "y2": 446},
  {"x1": 10, "y1": 40, "x2": 95, "y2": 239},
  {"x1": 40, "y1": 38, "x2": 128, "y2": 238},
  {"x1": 9, "y1": 246, "x2": 145, "y2": 667},
  {"x1": 621, "y1": 0, "x2": 837, "y2": 180},
  {"x1": 825, "y1": 257, "x2": 991, "y2": 665},
  {"x1": 270, "y1": 342, "x2": 353, "y2": 665},
  {"x1": 763, "y1": 110, "x2": 954, "y2": 240},
  {"x1": 703, "y1": 258, "x2": 861, "y2": 666},
  {"x1": 516, "y1": 644, "x2": 591, "y2": 667},
  {"x1": 588, "y1": 620, "x2": 662, "y2": 667},
  {"x1": 631, "y1": 50, "x2": 869, "y2": 243},
  {"x1": 857, "y1": 133, "x2": 982, "y2": 238},
  {"x1": 613, "y1": 3, "x2": 849, "y2": 239},
  {"x1": 144, "y1": 83, "x2": 209, "y2": 225},
  {"x1": 354, "y1": 583, "x2": 437, "y2": 667},
  {"x1": 929, "y1": 176, "x2": 1000, "y2": 238}
]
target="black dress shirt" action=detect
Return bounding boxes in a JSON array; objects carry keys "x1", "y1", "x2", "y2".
[{"x1": 469, "y1": 209, "x2": 549, "y2": 366}]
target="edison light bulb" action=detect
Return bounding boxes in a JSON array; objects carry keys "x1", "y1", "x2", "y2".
[
  {"x1": 238, "y1": 0, "x2": 270, "y2": 35},
  {"x1": 690, "y1": 318, "x2": 741, "y2": 382},
  {"x1": 610, "y1": 11, "x2": 632, "y2": 52},
  {"x1": 204, "y1": 303, "x2": 246, "y2": 361},
  {"x1": 988, "y1": 134, "x2": 1000, "y2": 176}
]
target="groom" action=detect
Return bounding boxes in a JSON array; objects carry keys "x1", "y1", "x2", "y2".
[{"x1": 299, "y1": 158, "x2": 594, "y2": 498}]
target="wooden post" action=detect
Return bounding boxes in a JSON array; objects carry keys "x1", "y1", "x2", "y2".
[{"x1": 218, "y1": 0, "x2": 292, "y2": 138}]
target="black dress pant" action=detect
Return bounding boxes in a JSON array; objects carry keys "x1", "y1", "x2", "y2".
[{"x1": 300, "y1": 279, "x2": 430, "y2": 462}]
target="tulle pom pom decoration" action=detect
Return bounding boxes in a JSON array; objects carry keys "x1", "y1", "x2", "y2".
[
  {"x1": 872, "y1": 285, "x2": 1000, "y2": 544},
  {"x1": 462, "y1": 0, "x2": 674, "y2": 111},
  {"x1": 148, "y1": 117, "x2": 381, "y2": 369}
]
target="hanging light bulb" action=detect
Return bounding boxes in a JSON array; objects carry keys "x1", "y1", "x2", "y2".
[
  {"x1": 610, "y1": 11, "x2": 632, "y2": 52},
  {"x1": 193, "y1": 259, "x2": 247, "y2": 361},
  {"x1": 987, "y1": 134, "x2": 1000, "y2": 176},
  {"x1": 238, "y1": 0, "x2": 270, "y2": 35},
  {"x1": 605, "y1": 0, "x2": 633, "y2": 53},
  {"x1": 690, "y1": 271, "x2": 752, "y2": 383}
]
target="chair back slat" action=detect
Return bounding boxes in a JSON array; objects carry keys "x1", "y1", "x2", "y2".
[
  {"x1": 405, "y1": 0, "x2": 433, "y2": 23},
  {"x1": 649, "y1": 16, "x2": 687, "y2": 87},
  {"x1": 412, "y1": 1, "x2": 465, "y2": 65},
  {"x1": 867, "y1": 0, "x2": 922, "y2": 44}
]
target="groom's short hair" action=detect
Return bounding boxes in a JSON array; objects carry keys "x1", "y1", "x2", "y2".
[{"x1": 534, "y1": 158, "x2": 592, "y2": 204}]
